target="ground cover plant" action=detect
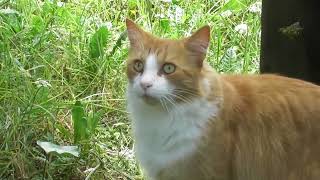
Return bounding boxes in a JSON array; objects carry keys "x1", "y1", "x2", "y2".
[{"x1": 0, "y1": 0, "x2": 261, "y2": 179}]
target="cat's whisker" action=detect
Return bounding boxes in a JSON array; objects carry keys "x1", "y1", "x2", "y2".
[
  {"x1": 165, "y1": 95, "x2": 184, "y2": 125},
  {"x1": 163, "y1": 95, "x2": 176, "y2": 109},
  {"x1": 173, "y1": 89, "x2": 198, "y2": 98},
  {"x1": 159, "y1": 98, "x2": 167, "y2": 112},
  {"x1": 168, "y1": 93, "x2": 193, "y2": 105},
  {"x1": 166, "y1": 94, "x2": 189, "y2": 120},
  {"x1": 174, "y1": 87, "x2": 198, "y2": 93},
  {"x1": 160, "y1": 97, "x2": 170, "y2": 113},
  {"x1": 162, "y1": 95, "x2": 178, "y2": 122}
]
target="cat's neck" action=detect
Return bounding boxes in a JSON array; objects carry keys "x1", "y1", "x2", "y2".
[{"x1": 199, "y1": 62, "x2": 224, "y2": 102}]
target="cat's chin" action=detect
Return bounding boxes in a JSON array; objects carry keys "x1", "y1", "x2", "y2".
[{"x1": 140, "y1": 94, "x2": 160, "y2": 105}]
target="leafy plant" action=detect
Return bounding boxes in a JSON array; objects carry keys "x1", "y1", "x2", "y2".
[
  {"x1": 72, "y1": 101, "x2": 88, "y2": 143},
  {"x1": 221, "y1": 0, "x2": 246, "y2": 11},
  {"x1": 72, "y1": 100, "x2": 101, "y2": 144},
  {"x1": 89, "y1": 26, "x2": 110, "y2": 58}
]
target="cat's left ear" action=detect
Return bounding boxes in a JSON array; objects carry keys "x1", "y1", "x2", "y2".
[
  {"x1": 126, "y1": 19, "x2": 146, "y2": 49},
  {"x1": 185, "y1": 25, "x2": 210, "y2": 66}
]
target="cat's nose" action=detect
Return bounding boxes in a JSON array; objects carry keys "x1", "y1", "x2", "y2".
[{"x1": 140, "y1": 81, "x2": 153, "y2": 90}]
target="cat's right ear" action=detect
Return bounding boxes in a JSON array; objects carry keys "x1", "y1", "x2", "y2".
[{"x1": 126, "y1": 19, "x2": 145, "y2": 49}]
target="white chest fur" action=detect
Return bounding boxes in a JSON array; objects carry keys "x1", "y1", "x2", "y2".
[{"x1": 127, "y1": 95, "x2": 220, "y2": 178}]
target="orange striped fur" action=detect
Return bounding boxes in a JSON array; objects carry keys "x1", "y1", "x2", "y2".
[{"x1": 126, "y1": 19, "x2": 320, "y2": 180}]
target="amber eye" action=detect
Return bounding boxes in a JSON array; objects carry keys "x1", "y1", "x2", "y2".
[
  {"x1": 162, "y1": 63, "x2": 176, "y2": 74},
  {"x1": 133, "y1": 60, "x2": 144, "y2": 72}
]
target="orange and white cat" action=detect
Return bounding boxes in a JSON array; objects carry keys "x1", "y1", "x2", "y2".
[{"x1": 125, "y1": 19, "x2": 320, "y2": 180}]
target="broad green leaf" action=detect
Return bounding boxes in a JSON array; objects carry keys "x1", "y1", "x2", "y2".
[
  {"x1": 0, "y1": 8, "x2": 22, "y2": 33},
  {"x1": 221, "y1": 0, "x2": 245, "y2": 11},
  {"x1": 37, "y1": 141, "x2": 79, "y2": 157},
  {"x1": 128, "y1": 0, "x2": 137, "y2": 9},
  {"x1": 89, "y1": 27, "x2": 110, "y2": 58},
  {"x1": 31, "y1": 15, "x2": 45, "y2": 35},
  {"x1": 42, "y1": 0, "x2": 55, "y2": 15},
  {"x1": 72, "y1": 101, "x2": 88, "y2": 144},
  {"x1": 87, "y1": 111, "x2": 102, "y2": 134},
  {"x1": 160, "y1": 19, "x2": 170, "y2": 32}
]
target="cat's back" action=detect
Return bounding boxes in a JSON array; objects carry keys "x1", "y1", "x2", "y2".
[
  {"x1": 221, "y1": 74, "x2": 320, "y2": 115},
  {"x1": 218, "y1": 74, "x2": 320, "y2": 180},
  {"x1": 222, "y1": 74, "x2": 320, "y2": 95}
]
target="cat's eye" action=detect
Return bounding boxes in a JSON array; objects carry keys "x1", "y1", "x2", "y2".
[
  {"x1": 162, "y1": 63, "x2": 176, "y2": 74},
  {"x1": 133, "y1": 60, "x2": 144, "y2": 72}
]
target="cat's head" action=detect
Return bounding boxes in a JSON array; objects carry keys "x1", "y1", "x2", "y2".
[{"x1": 126, "y1": 19, "x2": 211, "y2": 105}]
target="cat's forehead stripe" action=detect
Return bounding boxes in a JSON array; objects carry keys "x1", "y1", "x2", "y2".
[
  {"x1": 154, "y1": 45, "x2": 169, "y2": 61},
  {"x1": 145, "y1": 54, "x2": 158, "y2": 73},
  {"x1": 148, "y1": 47, "x2": 151, "y2": 55}
]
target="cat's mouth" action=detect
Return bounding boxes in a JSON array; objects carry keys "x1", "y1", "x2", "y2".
[{"x1": 140, "y1": 93, "x2": 159, "y2": 105}]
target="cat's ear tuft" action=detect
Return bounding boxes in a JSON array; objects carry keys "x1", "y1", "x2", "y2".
[
  {"x1": 185, "y1": 25, "x2": 210, "y2": 55},
  {"x1": 126, "y1": 19, "x2": 145, "y2": 49}
]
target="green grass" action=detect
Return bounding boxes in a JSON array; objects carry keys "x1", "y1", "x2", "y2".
[{"x1": 0, "y1": 0, "x2": 261, "y2": 179}]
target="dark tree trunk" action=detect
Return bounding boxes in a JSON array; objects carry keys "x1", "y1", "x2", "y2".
[{"x1": 260, "y1": 0, "x2": 320, "y2": 84}]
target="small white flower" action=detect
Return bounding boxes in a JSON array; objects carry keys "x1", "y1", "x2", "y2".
[
  {"x1": 220, "y1": 10, "x2": 232, "y2": 18},
  {"x1": 47, "y1": 0, "x2": 65, "y2": 7},
  {"x1": 184, "y1": 31, "x2": 192, "y2": 37},
  {"x1": 100, "y1": 21, "x2": 112, "y2": 30},
  {"x1": 35, "y1": 78, "x2": 51, "y2": 88},
  {"x1": 249, "y1": 2, "x2": 262, "y2": 14},
  {"x1": 155, "y1": 13, "x2": 165, "y2": 18},
  {"x1": 0, "y1": 8, "x2": 20, "y2": 15},
  {"x1": 161, "y1": 0, "x2": 172, "y2": 2},
  {"x1": 174, "y1": 6, "x2": 184, "y2": 23},
  {"x1": 167, "y1": 11, "x2": 174, "y2": 22},
  {"x1": 119, "y1": 147, "x2": 135, "y2": 161},
  {"x1": 235, "y1": 23, "x2": 248, "y2": 35},
  {"x1": 57, "y1": 2, "x2": 65, "y2": 7},
  {"x1": 226, "y1": 46, "x2": 238, "y2": 59},
  {"x1": 52, "y1": 26, "x2": 68, "y2": 40},
  {"x1": 84, "y1": 16, "x2": 103, "y2": 27},
  {"x1": 168, "y1": 5, "x2": 184, "y2": 23},
  {"x1": 221, "y1": 46, "x2": 238, "y2": 62},
  {"x1": 84, "y1": 168, "x2": 95, "y2": 174}
]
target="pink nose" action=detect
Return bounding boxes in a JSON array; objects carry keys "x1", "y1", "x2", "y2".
[{"x1": 140, "y1": 82, "x2": 153, "y2": 90}]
